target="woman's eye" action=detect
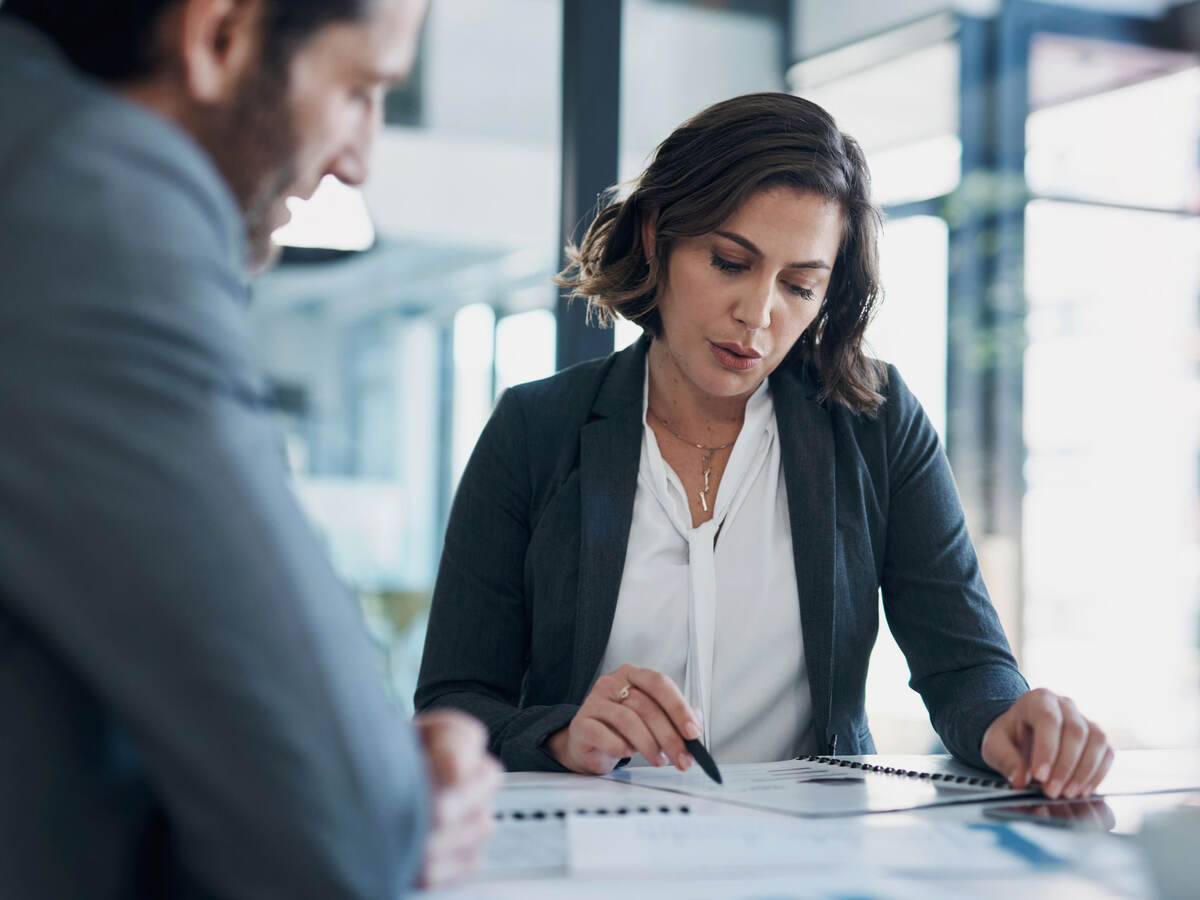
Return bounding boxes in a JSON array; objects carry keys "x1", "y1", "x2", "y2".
[
  {"x1": 787, "y1": 283, "x2": 816, "y2": 301},
  {"x1": 710, "y1": 253, "x2": 747, "y2": 274}
]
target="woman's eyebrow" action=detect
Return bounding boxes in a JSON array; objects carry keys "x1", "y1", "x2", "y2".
[{"x1": 713, "y1": 230, "x2": 831, "y2": 270}]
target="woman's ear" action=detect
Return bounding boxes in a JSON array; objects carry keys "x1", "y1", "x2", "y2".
[
  {"x1": 178, "y1": 0, "x2": 261, "y2": 104},
  {"x1": 640, "y1": 210, "x2": 657, "y2": 261}
]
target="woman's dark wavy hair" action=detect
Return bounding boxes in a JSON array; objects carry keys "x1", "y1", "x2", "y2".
[
  {"x1": 557, "y1": 92, "x2": 887, "y2": 414},
  {"x1": 1, "y1": 0, "x2": 369, "y2": 81}
]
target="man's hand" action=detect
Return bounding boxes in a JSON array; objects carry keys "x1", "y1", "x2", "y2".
[
  {"x1": 414, "y1": 710, "x2": 503, "y2": 888},
  {"x1": 982, "y1": 688, "x2": 1114, "y2": 799}
]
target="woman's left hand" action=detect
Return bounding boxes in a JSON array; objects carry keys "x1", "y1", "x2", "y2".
[{"x1": 981, "y1": 688, "x2": 1114, "y2": 799}]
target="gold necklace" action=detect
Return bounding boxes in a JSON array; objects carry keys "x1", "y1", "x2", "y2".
[{"x1": 650, "y1": 410, "x2": 735, "y2": 513}]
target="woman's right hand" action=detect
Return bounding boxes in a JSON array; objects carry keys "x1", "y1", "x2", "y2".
[{"x1": 544, "y1": 664, "x2": 703, "y2": 775}]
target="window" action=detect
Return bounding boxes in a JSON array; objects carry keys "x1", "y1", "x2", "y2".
[{"x1": 1022, "y1": 36, "x2": 1200, "y2": 748}]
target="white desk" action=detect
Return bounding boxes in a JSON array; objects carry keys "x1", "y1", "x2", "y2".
[{"x1": 424, "y1": 751, "x2": 1200, "y2": 900}]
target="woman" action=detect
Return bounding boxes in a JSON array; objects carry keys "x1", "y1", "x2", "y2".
[{"x1": 416, "y1": 93, "x2": 1112, "y2": 799}]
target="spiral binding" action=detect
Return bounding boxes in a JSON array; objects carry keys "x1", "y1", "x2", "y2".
[
  {"x1": 796, "y1": 754, "x2": 1011, "y2": 790},
  {"x1": 495, "y1": 803, "x2": 691, "y2": 821}
]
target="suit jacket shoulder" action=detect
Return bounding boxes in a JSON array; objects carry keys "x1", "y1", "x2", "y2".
[
  {"x1": 0, "y1": 20, "x2": 252, "y2": 394},
  {"x1": 497, "y1": 340, "x2": 644, "y2": 513},
  {"x1": 0, "y1": 20, "x2": 241, "y2": 268}
]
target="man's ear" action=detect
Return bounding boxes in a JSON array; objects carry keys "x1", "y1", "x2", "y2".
[{"x1": 178, "y1": 0, "x2": 261, "y2": 104}]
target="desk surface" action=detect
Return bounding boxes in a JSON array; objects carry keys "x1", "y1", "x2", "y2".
[{"x1": 425, "y1": 750, "x2": 1200, "y2": 900}]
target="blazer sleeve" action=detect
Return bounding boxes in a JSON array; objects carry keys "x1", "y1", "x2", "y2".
[
  {"x1": 877, "y1": 365, "x2": 1029, "y2": 771},
  {"x1": 415, "y1": 389, "x2": 578, "y2": 771},
  {"x1": 0, "y1": 103, "x2": 429, "y2": 898}
]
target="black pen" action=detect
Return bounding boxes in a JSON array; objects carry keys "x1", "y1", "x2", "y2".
[{"x1": 685, "y1": 737, "x2": 723, "y2": 784}]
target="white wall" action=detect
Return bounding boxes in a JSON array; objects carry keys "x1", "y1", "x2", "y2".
[{"x1": 421, "y1": 0, "x2": 561, "y2": 145}]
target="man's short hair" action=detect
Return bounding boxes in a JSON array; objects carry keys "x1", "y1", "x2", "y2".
[{"x1": 1, "y1": 0, "x2": 369, "y2": 82}]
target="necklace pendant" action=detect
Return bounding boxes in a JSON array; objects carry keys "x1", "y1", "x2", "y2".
[{"x1": 699, "y1": 490, "x2": 708, "y2": 513}]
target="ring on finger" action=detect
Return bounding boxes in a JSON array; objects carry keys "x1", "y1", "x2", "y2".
[{"x1": 615, "y1": 683, "x2": 633, "y2": 703}]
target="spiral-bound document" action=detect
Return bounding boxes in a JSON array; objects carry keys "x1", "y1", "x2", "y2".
[
  {"x1": 481, "y1": 772, "x2": 713, "y2": 875},
  {"x1": 495, "y1": 770, "x2": 702, "y2": 820},
  {"x1": 607, "y1": 754, "x2": 1038, "y2": 817}
]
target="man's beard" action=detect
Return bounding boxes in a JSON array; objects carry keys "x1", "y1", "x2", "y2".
[{"x1": 190, "y1": 63, "x2": 300, "y2": 274}]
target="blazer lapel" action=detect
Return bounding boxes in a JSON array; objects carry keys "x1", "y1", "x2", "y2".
[
  {"x1": 568, "y1": 338, "x2": 648, "y2": 700},
  {"x1": 771, "y1": 365, "x2": 837, "y2": 750}
]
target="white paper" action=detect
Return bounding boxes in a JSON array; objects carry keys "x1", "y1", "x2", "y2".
[
  {"x1": 480, "y1": 771, "x2": 737, "y2": 875},
  {"x1": 567, "y1": 814, "x2": 1101, "y2": 876},
  {"x1": 428, "y1": 870, "x2": 968, "y2": 899},
  {"x1": 479, "y1": 820, "x2": 566, "y2": 875}
]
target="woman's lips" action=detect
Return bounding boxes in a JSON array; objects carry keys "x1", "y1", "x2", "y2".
[{"x1": 709, "y1": 341, "x2": 761, "y2": 371}]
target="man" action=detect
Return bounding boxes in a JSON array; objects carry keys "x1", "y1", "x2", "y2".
[{"x1": 0, "y1": 1, "x2": 500, "y2": 897}]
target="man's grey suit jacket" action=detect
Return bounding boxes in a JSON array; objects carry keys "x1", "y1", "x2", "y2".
[
  {"x1": 417, "y1": 335, "x2": 1029, "y2": 773},
  {"x1": 0, "y1": 20, "x2": 427, "y2": 899}
]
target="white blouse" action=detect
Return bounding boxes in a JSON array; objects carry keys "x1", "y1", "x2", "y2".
[{"x1": 595, "y1": 364, "x2": 814, "y2": 764}]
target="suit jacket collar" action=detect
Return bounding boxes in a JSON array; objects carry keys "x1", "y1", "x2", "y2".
[
  {"x1": 590, "y1": 334, "x2": 649, "y2": 418},
  {"x1": 769, "y1": 362, "x2": 837, "y2": 749},
  {"x1": 568, "y1": 340, "x2": 837, "y2": 750},
  {"x1": 569, "y1": 337, "x2": 648, "y2": 698}
]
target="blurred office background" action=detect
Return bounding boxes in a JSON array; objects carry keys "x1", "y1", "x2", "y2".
[{"x1": 252, "y1": 0, "x2": 1200, "y2": 754}]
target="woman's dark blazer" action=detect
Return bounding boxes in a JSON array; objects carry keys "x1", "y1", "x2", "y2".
[{"x1": 416, "y1": 336, "x2": 1027, "y2": 772}]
